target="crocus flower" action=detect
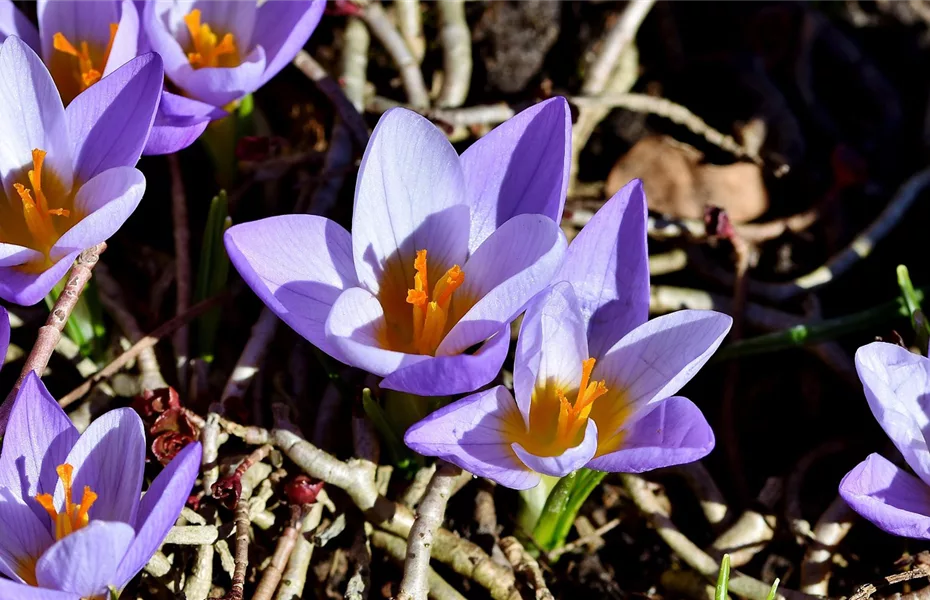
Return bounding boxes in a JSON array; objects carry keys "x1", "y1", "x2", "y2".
[
  {"x1": 0, "y1": 371, "x2": 202, "y2": 598},
  {"x1": 839, "y1": 342, "x2": 930, "y2": 538},
  {"x1": 225, "y1": 99, "x2": 572, "y2": 395},
  {"x1": 0, "y1": 306, "x2": 8, "y2": 370},
  {"x1": 0, "y1": 36, "x2": 162, "y2": 305},
  {"x1": 405, "y1": 180, "x2": 733, "y2": 489}
]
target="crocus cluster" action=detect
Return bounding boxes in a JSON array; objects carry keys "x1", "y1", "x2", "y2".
[
  {"x1": 839, "y1": 342, "x2": 930, "y2": 538},
  {"x1": 0, "y1": 372, "x2": 201, "y2": 598}
]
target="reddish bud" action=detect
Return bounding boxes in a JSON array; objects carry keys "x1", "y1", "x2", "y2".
[
  {"x1": 212, "y1": 476, "x2": 243, "y2": 510},
  {"x1": 285, "y1": 475, "x2": 324, "y2": 506},
  {"x1": 133, "y1": 387, "x2": 180, "y2": 418}
]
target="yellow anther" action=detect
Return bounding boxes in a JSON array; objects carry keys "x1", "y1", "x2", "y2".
[
  {"x1": 184, "y1": 9, "x2": 238, "y2": 69},
  {"x1": 404, "y1": 249, "x2": 465, "y2": 355},
  {"x1": 53, "y1": 24, "x2": 117, "y2": 92}
]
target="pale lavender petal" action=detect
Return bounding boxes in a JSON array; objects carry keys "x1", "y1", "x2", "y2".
[
  {"x1": 114, "y1": 442, "x2": 201, "y2": 589},
  {"x1": 0, "y1": 372, "x2": 79, "y2": 524},
  {"x1": 512, "y1": 419, "x2": 597, "y2": 477},
  {"x1": 0, "y1": 243, "x2": 42, "y2": 268},
  {"x1": 51, "y1": 167, "x2": 144, "y2": 261},
  {"x1": 0, "y1": 251, "x2": 78, "y2": 306},
  {"x1": 855, "y1": 342, "x2": 930, "y2": 485},
  {"x1": 513, "y1": 282, "x2": 587, "y2": 422},
  {"x1": 66, "y1": 53, "x2": 163, "y2": 181},
  {"x1": 0, "y1": 36, "x2": 73, "y2": 197},
  {"x1": 193, "y1": 0, "x2": 257, "y2": 49},
  {"x1": 142, "y1": 90, "x2": 224, "y2": 155},
  {"x1": 404, "y1": 386, "x2": 541, "y2": 490},
  {"x1": 0, "y1": 305, "x2": 8, "y2": 370},
  {"x1": 0, "y1": 1, "x2": 40, "y2": 50},
  {"x1": 0, "y1": 494, "x2": 55, "y2": 584},
  {"x1": 0, "y1": 577, "x2": 76, "y2": 599},
  {"x1": 57, "y1": 408, "x2": 145, "y2": 525},
  {"x1": 254, "y1": 0, "x2": 324, "y2": 86},
  {"x1": 379, "y1": 326, "x2": 511, "y2": 396},
  {"x1": 839, "y1": 453, "x2": 930, "y2": 539},
  {"x1": 225, "y1": 215, "x2": 358, "y2": 362},
  {"x1": 596, "y1": 311, "x2": 732, "y2": 415},
  {"x1": 558, "y1": 179, "x2": 649, "y2": 358},
  {"x1": 102, "y1": 0, "x2": 140, "y2": 77},
  {"x1": 37, "y1": 0, "x2": 120, "y2": 64},
  {"x1": 586, "y1": 396, "x2": 715, "y2": 472},
  {"x1": 165, "y1": 46, "x2": 266, "y2": 107},
  {"x1": 35, "y1": 521, "x2": 134, "y2": 596},
  {"x1": 460, "y1": 97, "x2": 571, "y2": 253},
  {"x1": 352, "y1": 108, "x2": 469, "y2": 297},
  {"x1": 142, "y1": 1, "x2": 190, "y2": 75},
  {"x1": 439, "y1": 214, "x2": 566, "y2": 355},
  {"x1": 325, "y1": 286, "x2": 424, "y2": 376}
]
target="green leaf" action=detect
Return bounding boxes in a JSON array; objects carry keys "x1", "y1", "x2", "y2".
[
  {"x1": 715, "y1": 554, "x2": 731, "y2": 600},
  {"x1": 362, "y1": 389, "x2": 419, "y2": 469},
  {"x1": 194, "y1": 191, "x2": 231, "y2": 362},
  {"x1": 897, "y1": 265, "x2": 930, "y2": 354},
  {"x1": 765, "y1": 578, "x2": 781, "y2": 600},
  {"x1": 531, "y1": 468, "x2": 607, "y2": 555},
  {"x1": 108, "y1": 585, "x2": 120, "y2": 600}
]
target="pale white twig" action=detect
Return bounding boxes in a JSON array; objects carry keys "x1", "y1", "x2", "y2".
[{"x1": 436, "y1": 0, "x2": 471, "y2": 108}]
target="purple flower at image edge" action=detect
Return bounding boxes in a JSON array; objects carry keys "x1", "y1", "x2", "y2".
[
  {"x1": 0, "y1": 372, "x2": 201, "y2": 598},
  {"x1": 404, "y1": 180, "x2": 733, "y2": 489},
  {"x1": 0, "y1": 36, "x2": 162, "y2": 306},
  {"x1": 225, "y1": 98, "x2": 572, "y2": 397},
  {"x1": 839, "y1": 342, "x2": 930, "y2": 539}
]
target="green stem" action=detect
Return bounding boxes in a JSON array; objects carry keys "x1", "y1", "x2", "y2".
[
  {"x1": 897, "y1": 265, "x2": 930, "y2": 354},
  {"x1": 530, "y1": 468, "x2": 608, "y2": 555}
]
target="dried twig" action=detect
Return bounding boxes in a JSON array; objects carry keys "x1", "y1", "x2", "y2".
[
  {"x1": 293, "y1": 49, "x2": 370, "y2": 148},
  {"x1": 710, "y1": 478, "x2": 781, "y2": 567},
  {"x1": 582, "y1": 0, "x2": 655, "y2": 96},
  {"x1": 800, "y1": 495, "x2": 856, "y2": 595},
  {"x1": 184, "y1": 544, "x2": 214, "y2": 600},
  {"x1": 402, "y1": 465, "x2": 438, "y2": 509},
  {"x1": 168, "y1": 154, "x2": 190, "y2": 384},
  {"x1": 226, "y1": 498, "x2": 251, "y2": 600},
  {"x1": 1, "y1": 243, "x2": 105, "y2": 425},
  {"x1": 371, "y1": 531, "x2": 467, "y2": 600},
  {"x1": 221, "y1": 307, "x2": 279, "y2": 405},
  {"x1": 669, "y1": 463, "x2": 731, "y2": 531},
  {"x1": 342, "y1": 16, "x2": 370, "y2": 113},
  {"x1": 501, "y1": 536, "x2": 555, "y2": 600},
  {"x1": 549, "y1": 518, "x2": 621, "y2": 561},
  {"x1": 366, "y1": 96, "x2": 515, "y2": 128},
  {"x1": 58, "y1": 294, "x2": 228, "y2": 408},
  {"x1": 847, "y1": 566, "x2": 930, "y2": 600},
  {"x1": 621, "y1": 474, "x2": 814, "y2": 600},
  {"x1": 274, "y1": 493, "x2": 327, "y2": 600},
  {"x1": 398, "y1": 462, "x2": 463, "y2": 600},
  {"x1": 361, "y1": 1, "x2": 430, "y2": 108},
  {"x1": 436, "y1": 0, "x2": 471, "y2": 108},
  {"x1": 253, "y1": 506, "x2": 304, "y2": 600},
  {"x1": 395, "y1": 0, "x2": 425, "y2": 64}
]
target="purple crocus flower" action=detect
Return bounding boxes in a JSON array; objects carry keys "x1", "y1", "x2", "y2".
[
  {"x1": 0, "y1": 36, "x2": 162, "y2": 306},
  {"x1": 405, "y1": 180, "x2": 732, "y2": 489},
  {"x1": 0, "y1": 306, "x2": 8, "y2": 370},
  {"x1": 225, "y1": 100, "x2": 572, "y2": 395},
  {"x1": 839, "y1": 342, "x2": 930, "y2": 538},
  {"x1": 0, "y1": 371, "x2": 202, "y2": 598}
]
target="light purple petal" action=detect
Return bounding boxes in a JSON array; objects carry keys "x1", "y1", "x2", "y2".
[
  {"x1": 225, "y1": 215, "x2": 358, "y2": 362},
  {"x1": 404, "y1": 386, "x2": 541, "y2": 490},
  {"x1": 37, "y1": 0, "x2": 120, "y2": 64},
  {"x1": 439, "y1": 214, "x2": 566, "y2": 355},
  {"x1": 855, "y1": 342, "x2": 930, "y2": 485},
  {"x1": 165, "y1": 46, "x2": 266, "y2": 107},
  {"x1": 460, "y1": 97, "x2": 571, "y2": 253},
  {"x1": 586, "y1": 396, "x2": 715, "y2": 472},
  {"x1": 102, "y1": 0, "x2": 140, "y2": 77},
  {"x1": 0, "y1": 372, "x2": 79, "y2": 524},
  {"x1": 0, "y1": 494, "x2": 55, "y2": 584},
  {"x1": 325, "y1": 286, "x2": 424, "y2": 375},
  {"x1": 0, "y1": 2, "x2": 40, "y2": 51},
  {"x1": 57, "y1": 408, "x2": 145, "y2": 525},
  {"x1": 0, "y1": 577, "x2": 77, "y2": 599},
  {"x1": 192, "y1": 0, "x2": 257, "y2": 49},
  {"x1": 254, "y1": 0, "x2": 324, "y2": 86},
  {"x1": 114, "y1": 442, "x2": 201, "y2": 589},
  {"x1": 839, "y1": 453, "x2": 930, "y2": 539},
  {"x1": 35, "y1": 520, "x2": 134, "y2": 596},
  {"x1": 0, "y1": 36, "x2": 73, "y2": 197},
  {"x1": 51, "y1": 167, "x2": 144, "y2": 260},
  {"x1": 513, "y1": 282, "x2": 587, "y2": 422},
  {"x1": 142, "y1": 90, "x2": 224, "y2": 155},
  {"x1": 595, "y1": 311, "x2": 732, "y2": 416},
  {"x1": 0, "y1": 305, "x2": 8, "y2": 370},
  {"x1": 142, "y1": 1, "x2": 191, "y2": 76},
  {"x1": 66, "y1": 53, "x2": 163, "y2": 182},
  {"x1": 558, "y1": 179, "x2": 649, "y2": 358},
  {"x1": 352, "y1": 108, "x2": 469, "y2": 300},
  {"x1": 0, "y1": 243, "x2": 43, "y2": 268},
  {"x1": 379, "y1": 326, "x2": 511, "y2": 395},
  {"x1": 512, "y1": 419, "x2": 597, "y2": 477},
  {"x1": 0, "y1": 250, "x2": 79, "y2": 306}
]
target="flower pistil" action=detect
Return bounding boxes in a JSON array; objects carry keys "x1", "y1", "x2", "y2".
[
  {"x1": 184, "y1": 9, "x2": 238, "y2": 69},
  {"x1": 34, "y1": 463, "x2": 98, "y2": 541},
  {"x1": 405, "y1": 249, "x2": 465, "y2": 355},
  {"x1": 53, "y1": 24, "x2": 118, "y2": 90},
  {"x1": 12, "y1": 149, "x2": 69, "y2": 256}
]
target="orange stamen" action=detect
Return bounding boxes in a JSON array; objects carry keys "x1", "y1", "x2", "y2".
[
  {"x1": 404, "y1": 249, "x2": 466, "y2": 355},
  {"x1": 53, "y1": 25, "x2": 118, "y2": 92},
  {"x1": 13, "y1": 148, "x2": 69, "y2": 255},
  {"x1": 184, "y1": 9, "x2": 239, "y2": 69},
  {"x1": 554, "y1": 358, "x2": 609, "y2": 444},
  {"x1": 33, "y1": 463, "x2": 98, "y2": 541}
]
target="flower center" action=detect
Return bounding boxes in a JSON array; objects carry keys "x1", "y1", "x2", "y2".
[
  {"x1": 52, "y1": 25, "x2": 118, "y2": 91},
  {"x1": 12, "y1": 149, "x2": 70, "y2": 258},
  {"x1": 404, "y1": 249, "x2": 465, "y2": 355},
  {"x1": 555, "y1": 358, "x2": 609, "y2": 445},
  {"x1": 184, "y1": 9, "x2": 239, "y2": 69},
  {"x1": 34, "y1": 463, "x2": 98, "y2": 541}
]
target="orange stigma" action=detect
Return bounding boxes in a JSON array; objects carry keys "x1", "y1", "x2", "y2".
[
  {"x1": 184, "y1": 9, "x2": 238, "y2": 69},
  {"x1": 555, "y1": 358, "x2": 608, "y2": 444},
  {"x1": 34, "y1": 464, "x2": 98, "y2": 541},
  {"x1": 53, "y1": 24, "x2": 118, "y2": 91},
  {"x1": 13, "y1": 149, "x2": 69, "y2": 256},
  {"x1": 405, "y1": 249, "x2": 465, "y2": 355}
]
